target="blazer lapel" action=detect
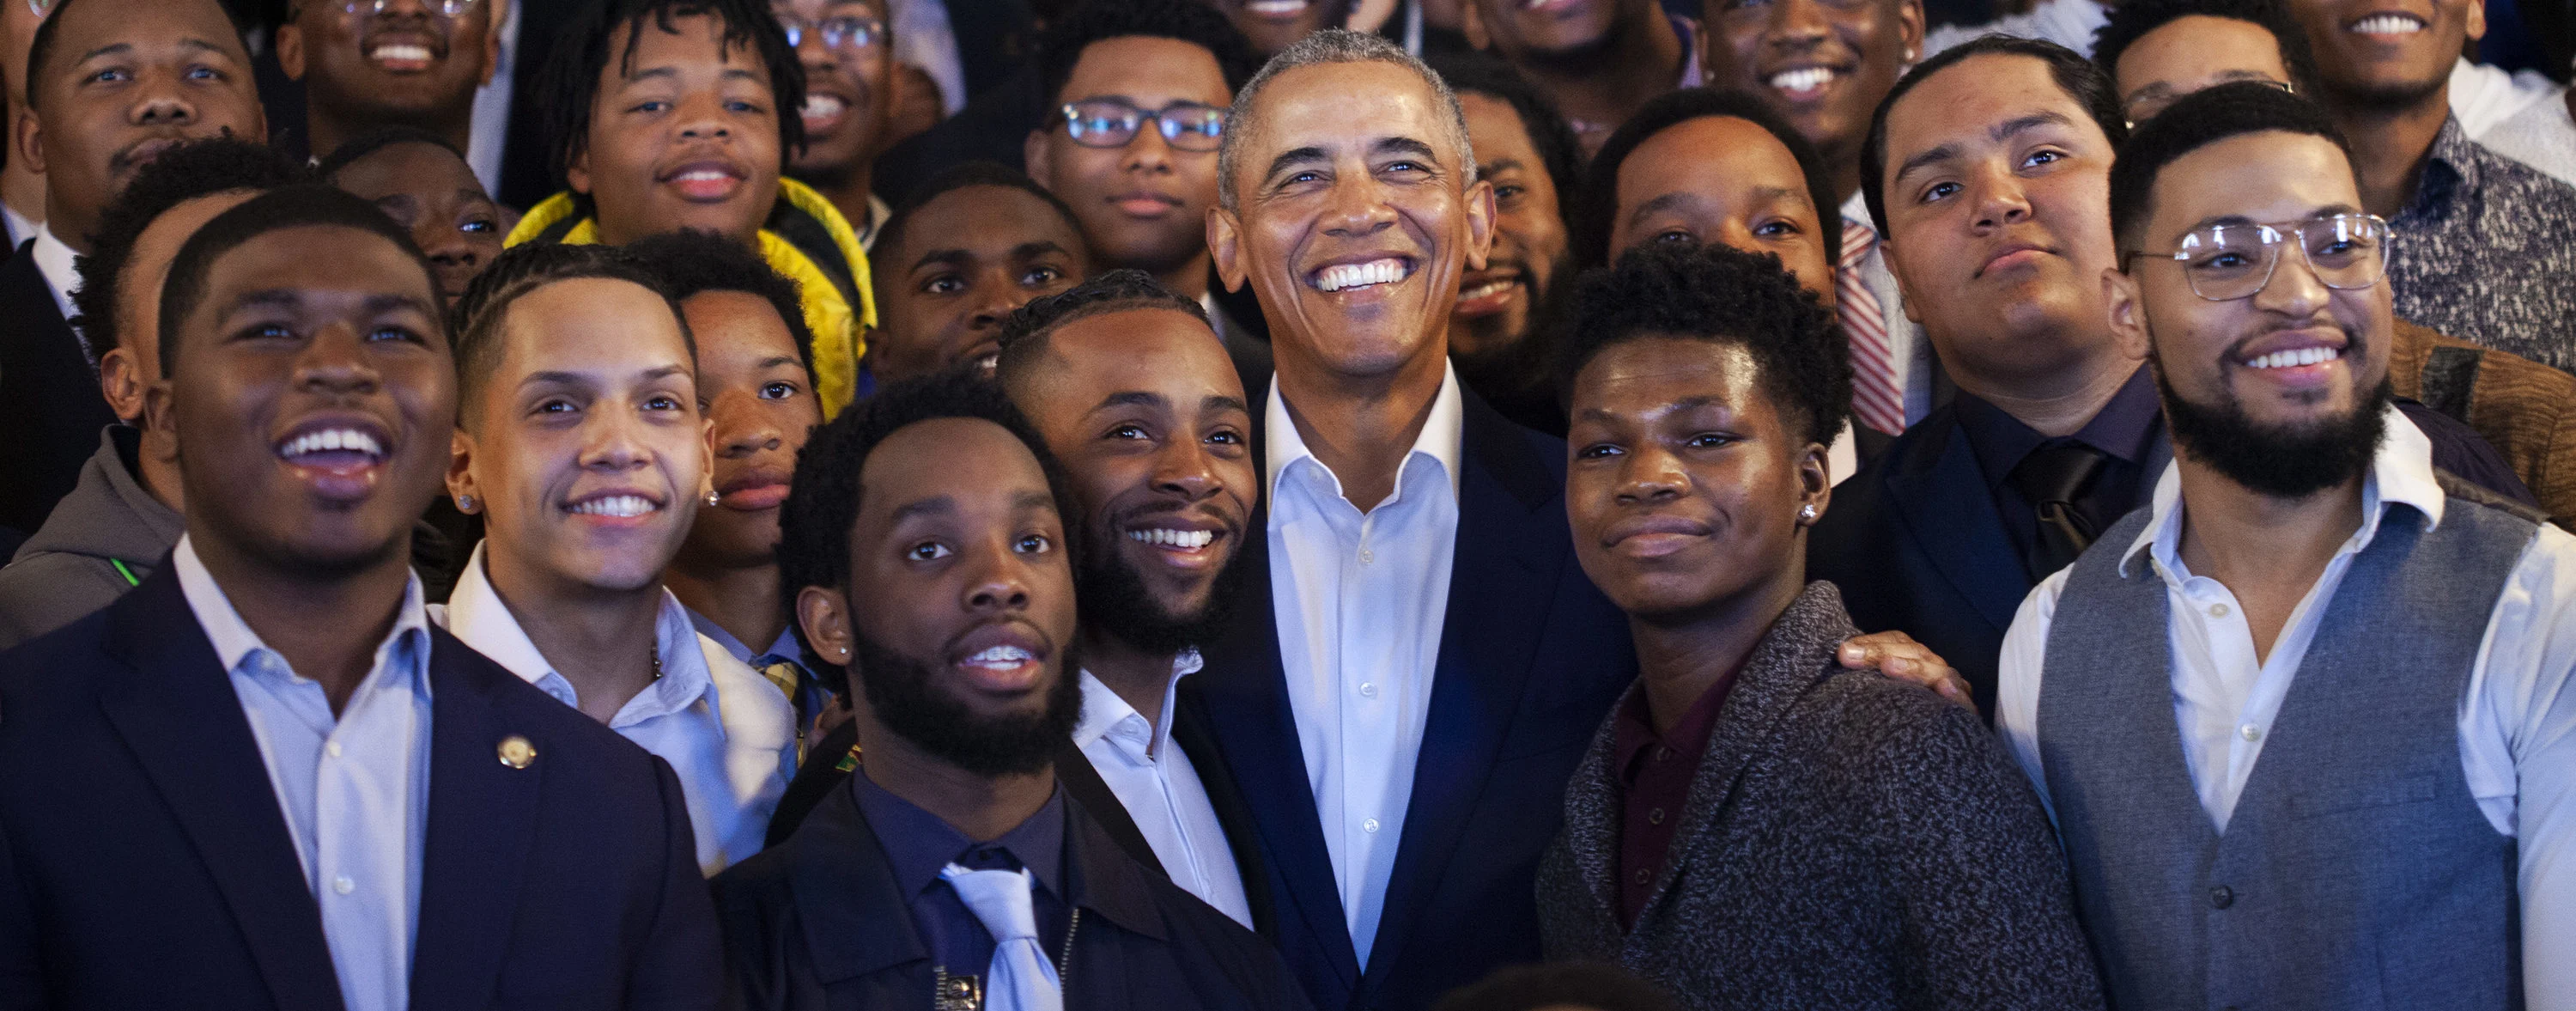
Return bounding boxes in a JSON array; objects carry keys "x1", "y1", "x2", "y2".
[
  {"x1": 1558, "y1": 683, "x2": 1637, "y2": 935},
  {"x1": 1885, "y1": 417, "x2": 2027, "y2": 633},
  {"x1": 409, "y1": 631, "x2": 543, "y2": 1009},
  {"x1": 1171, "y1": 701, "x2": 1279, "y2": 941},
  {"x1": 96, "y1": 570, "x2": 349, "y2": 1011},
  {"x1": 1364, "y1": 393, "x2": 1566, "y2": 974}
]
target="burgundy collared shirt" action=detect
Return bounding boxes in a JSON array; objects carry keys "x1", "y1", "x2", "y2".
[{"x1": 1609, "y1": 669, "x2": 1740, "y2": 929}]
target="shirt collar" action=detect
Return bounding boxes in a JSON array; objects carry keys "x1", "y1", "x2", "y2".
[
  {"x1": 441, "y1": 541, "x2": 720, "y2": 728},
  {"x1": 2121, "y1": 401, "x2": 2445, "y2": 580},
  {"x1": 857, "y1": 192, "x2": 891, "y2": 252},
  {"x1": 1954, "y1": 364, "x2": 2161, "y2": 491},
  {"x1": 1070, "y1": 648, "x2": 1205, "y2": 758},
  {"x1": 1265, "y1": 359, "x2": 1466, "y2": 505},
  {"x1": 849, "y1": 773, "x2": 1066, "y2": 903},
  {"x1": 32, "y1": 226, "x2": 81, "y2": 324},
  {"x1": 172, "y1": 533, "x2": 434, "y2": 697},
  {"x1": 1838, "y1": 188, "x2": 1874, "y2": 233},
  {"x1": 2404, "y1": 116, "x2": 2482, "y2": 223}
]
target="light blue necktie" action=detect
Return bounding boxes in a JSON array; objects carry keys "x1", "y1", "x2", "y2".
[{"x1": 939, "y1": 863, "x2": 1062, "y2": 1011}]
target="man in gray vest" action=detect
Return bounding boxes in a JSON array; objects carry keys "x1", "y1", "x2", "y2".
[{"x1": 1996, "y1": 81, "x2": 2576, "y2": 1009}]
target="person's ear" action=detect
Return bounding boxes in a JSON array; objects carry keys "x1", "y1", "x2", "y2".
[
  {"x1": 1462, "y1": 176, "x2": 1496, "y2": 271},
  {"x1": 1877, "y1": 234, "x2": 1925, "y2": 325},
  {"x1": 796, "y1": 584, "x2": 856, "y2": 679},
  {"x1": 142, "y1": 375, "x2": 179, "y2": 468},
  {"x1": 2103, "y1": 263, "x2": 2153, "y2": 363},
  {"x1": 567, "y1": 145, "x2": 592, "y2": 197},
  {"x1": 1896, "y1": 0, "x2": 1926, "y2": 64},
  {"x1": 478, "y1": 0, "x2": 507, "y2": 88},
  {"x1": 1024, "y1": 129, "x2": 1053, "y2": 190},
  {"x1": 99, "y1": 346, "x2": 145, "y2": 423},
  {"x1": 16, "y1": 105, "x2": 46, "y2": 179},
  {"x1": 1209, "y1": 204, "x2": 1247, "y2": 293},
  {"x1": 447, "y1": 428, "x2": 483, "y2": 514},
  {"x1": 276, "y1": 21, "x2": 307, "y2": 82},
  {"x1": 2465, "y1": 0, "x2": 2486, "y2": 40},
  {"x1": 1795, "y1": 437, "x2": 1832, "y2": 527}
]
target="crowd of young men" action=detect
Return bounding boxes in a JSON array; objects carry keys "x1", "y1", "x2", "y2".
[{"x1": 0, "y1": 0, "x2": 2569, "y2": 1008}]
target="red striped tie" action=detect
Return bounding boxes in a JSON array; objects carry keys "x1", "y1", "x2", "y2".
[{"x1": 1838, "y1": 220, "x2": 1906, "y2": 436}]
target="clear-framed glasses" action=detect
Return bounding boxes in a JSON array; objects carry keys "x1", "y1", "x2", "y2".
[
  {"x1": 336, "y1": 0, "x2": 476, "y2": 19},
  {"x1": 2123, "y1": 212, "x2": 2395, "y2": 301},
  {"x1": 777, "y1": 14, "x2": 884, "y2": 55},
  {"x1": 2123, "y1": 78, "x2": 2295, "y2": 128},
  {"x1": 1058, "y1": 99, "x2": 1227, "y2": 152}
]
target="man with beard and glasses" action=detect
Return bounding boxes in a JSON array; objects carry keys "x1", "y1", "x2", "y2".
[
  {"x1": 1999, "y1": 83, "x2": 2576, "y2": 1009},
  {"x1": 710, "y1": 371, "x2": 1310, "y2": 1010},
  {"x1": 0, "y1": 0, "x2": 264, "y2": 545},
  {"x1": 1462, "y1": 0, "x2": 1704, "y2": 157},
  {"x1": 995, "y1": 271, "x2": 1269, "y2": 932}
]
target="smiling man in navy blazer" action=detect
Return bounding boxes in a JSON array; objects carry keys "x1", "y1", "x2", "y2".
[{"x1": 0, "y1": 186, "x2": 719, "y2": 1010}]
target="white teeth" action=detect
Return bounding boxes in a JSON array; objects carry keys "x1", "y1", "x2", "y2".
[
  {"x1": 278, "y1": 428, "x2": 384, "y2": 460},
  {"x1": 1767, "y1": 67, "x2": 1838, "y2": 94},
  {"x1": 1245, "y1": 0, "x2": 1307, "y2": 12},
  {"x1": 1460, "y1": 278, "x2": 1516, "y2": 301},
  {"x1": 569, "y1": 495, "x2": 658, "y2": 517},
  {"x1": 1128, "y1": 528, "x2": 1215, "y2": 550},
  {"x1": 2350, "y1": 13, "x2": 2425, "y2": 33},
  {"x1": 802, "y1": 94, "x2": 847, "y2": 119},
  {"x1": 1315, "y1": 258, "x2": 1411, "y2": 293},
  {"x1": 674, "y1": 169, "x2": 732, "y2": 182},
  {"x1": 369, "y1": 44, "x2": 434, "y2": 63},
  {"x1": 963, "y1": 645, "x2": 1035, "y2": 667},
  {"x1": 2245, "y1": 346, "x2": 2343, "y2": 369}
]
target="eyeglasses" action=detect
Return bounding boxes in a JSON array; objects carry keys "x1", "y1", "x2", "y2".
[
  {"x1": 2123, "y1": 212, "x2": 2394, "y2": 301},
  {"x1": 1058, "y1": 99, "x2": 1227, "y2": 152},
  {"x1": 777, "y1": 15, "x2": 884, "y2": 55},
  {"x1": 2123, "y1": 79, "x2": 2295, "y2": 128},
  {"x1": 334, "y1": 0, "x2": 477, "y2": 19}
]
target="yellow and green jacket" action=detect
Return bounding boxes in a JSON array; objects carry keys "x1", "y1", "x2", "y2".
[{"x1": 506, "y1": 177, "x2": 876, "y2": 417}]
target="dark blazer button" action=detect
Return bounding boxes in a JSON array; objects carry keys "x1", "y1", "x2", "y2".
[{"x1": 2209, "y1": 886, "x2": 2234, "y2": 909}]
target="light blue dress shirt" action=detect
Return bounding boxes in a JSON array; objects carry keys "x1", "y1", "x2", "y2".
[
  {"x1": 174, "y1": 535, "x2": 434, "y2": 1011},
  {"x1": 1264, "y1": 364, "x2": 1463, "y2": 968}
]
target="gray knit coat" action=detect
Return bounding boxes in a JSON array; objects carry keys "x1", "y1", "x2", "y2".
[{"x1": 1535, "y1": 582, "x2": 2106, "y2": 1010}]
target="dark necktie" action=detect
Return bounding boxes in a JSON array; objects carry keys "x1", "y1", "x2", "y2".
[{"x1": 2008, "y1": 442, "x2": 2109, "y2": 582}]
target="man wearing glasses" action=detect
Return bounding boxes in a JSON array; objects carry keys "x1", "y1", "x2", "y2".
[
  {"x1": 277, "y1": 0, "x2": 502, "y2": 165},
  {"x1": 775, "y1": 0, "x2": 896, "y2": 249},
  {"x1": 1999, "y1": 82, "x2": 2576, "y2": 1010},
  {"x1": 1022, "y1": 0, "x2": 1269, "y2": 372}
]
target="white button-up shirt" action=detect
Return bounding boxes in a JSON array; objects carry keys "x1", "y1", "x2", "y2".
[
  {"x1": 1999, "y1": 406, "x2": 2576, "y2": 1004},
  {"x1": 435, "y1": 545, "x2": 794, "y2": 875},
  {"x1": 177, "y1": 536, "x2": 432, "y2": 1011},
  {"x1": 31, "y1": 226, "x2": 81, "y2": 333},
  {"x1": 1072, "y1": 650, "x2": 1253, "y2": 927},
  {"x1": 1265, "y1": 364, "x2": 1462, "y2": 966}
]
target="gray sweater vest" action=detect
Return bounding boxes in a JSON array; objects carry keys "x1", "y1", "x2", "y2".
[{"x1": 2038, "y1": 496, "x2": 2530, "y2": 1011}]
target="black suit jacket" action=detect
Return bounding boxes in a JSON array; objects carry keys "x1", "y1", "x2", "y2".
[
  {"x1": 1189, "y1": 382, "x2": 1637, "y2": 1011},
  {"x1": 0, "y1": 242, "x2": 115, "y2": 538},
  {"x1": 0, "y1": 566, "x2": 722, "y2": 1009},
  {"x1": 712, "y1": 777, "x2": 1312, "y2": 1011}
]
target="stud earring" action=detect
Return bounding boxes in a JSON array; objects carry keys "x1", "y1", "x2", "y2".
[
  {"x1": 705, "y1": 490, "x2": 721, "y2": 507},
  {"x1": 455, "y1": 495, "x2": 474, "y2": 512},
  {"x1": 1799, "y1": 504, "x2": 1819, "y2": 521}
]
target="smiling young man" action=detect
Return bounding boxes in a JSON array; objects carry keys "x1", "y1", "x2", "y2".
[
  {"x1": 0, "y1": 186, "x2": 718, "y2": 1009},
  {"x1": 436, "y1": 242, "x2": 794, "y2": 875},
  {"x1": 2284, "y1": 0, "x2": 2576, "y2": 372},
  {"x1": 996, "y1": 270, "x2": 1270, "y2": 931},
  {"x1": 775, "y1": 0, "x2": 896, "y2": 248},
  {"x1": 275, "y1": 0, "x2": 501, "y2": 164},
  {"x1": 1426, "y1": 50, "x2": 1583, "y2": 435},
  {"x1": 0, "y1": 0, "x2": 265, "y2": 540},
  {"x1": 2093, "y1": 0, "x2": 2317, "y2": 124},
  {"x1": 864, "y1": 162, "x2": 1091, "y2": 387},
  {"x1": 708, "y1": 372, "x2": 1308, "y2": 1009},
  {"x1": 1999, "y1": 82, "x2": 2576, "y2": 1008},
  {"x1": 515, "y1": 0, "x2": 876, "y2": 414}
]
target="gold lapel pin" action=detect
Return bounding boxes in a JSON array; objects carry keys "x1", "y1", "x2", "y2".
[{"x1": 497, "y1": 735, "x2": 538, "y2": 770}]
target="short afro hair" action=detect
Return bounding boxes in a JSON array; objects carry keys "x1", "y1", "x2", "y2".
[
  {"x1": 2093, "y1": 0, "x2": 2318, "y2": 104},
  {"x1": 73, "y1": 137, "x2": 307, "y2": 365},
  {"x1": 2108, "y1": 81, "x2": 2352, "y2": 252},
  {"x1": 1424, "y1": 49, "x2": 1583, "y2": 226},
  {"x1": 538, "y1": 0, "x2": 804, "y2": 194},
  {"x1": 1558, "y1": 241, "x2": 1852, "y2": 448},
  {"x1": 1862, "y1": 35, "x2": 2127, "y2": 237},
  {"x1": 160, "y1": 185, "x2": 442, "y2": 378},
  {"x1": 446, "y1": 242, "x2": 696, "y2": 420},
  {"x1": 1575, "y1": 87, "x2": 1841, "y2": 271},
  {"x1": 624, "y1": 228, "x2": 818, "y2": 381},
  {"x1": 775, "y1": 369, "x2": 1080, "y2": 676},
  {"x1": 314, "y1": 125, "x2": 472, "y2": 183},
  {"x1": 871, "y1": 161, "x2": 1088, "y2": 281},
  {"x1": 1035, "y1": 0, "x2": 1262, "y2": 108},
  {"x1": 992, "y1": 268, "x2": 1212, "y2": 392}
]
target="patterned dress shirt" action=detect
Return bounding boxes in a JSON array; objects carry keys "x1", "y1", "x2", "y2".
[{"x1": 2386, "y1": 116, "x2": 2576, "y2": 374}]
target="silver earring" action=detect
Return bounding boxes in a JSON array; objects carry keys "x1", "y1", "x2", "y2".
[
  {"x1": 705, "y1": 490, "x2": 721, "y2": 507},
  {"x1": 455, "y1": 495, "x2": 474, "y2": 511},
  {"x1": 1799, "y1": 504, "x2": 1819, "y2": 521}
]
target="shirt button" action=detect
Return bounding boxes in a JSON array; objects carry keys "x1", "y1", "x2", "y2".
[
  {"x1": 1655, "y1": 746, "x2": 1673, "y2": 763},
  {"x1": 1358, "y1": 681, "x2": 1378, "y2": 697},
  {"x1": 325, "y1": 740, "x2": 343, "y2": 758},
  {"x1": 1632, "y1": 868, "x2": 1653, "y2": 886},
  {"x1": 332, "y1": 875, "x2": 354, "y2": 895},
  {"x1": 2209, "y1": 885, "x2": 2234, "y2": 909},
  {"x1": 1362, "y1": 818, "x2": 1381, "y2": 833},
  {"x1": 1647, "y1": 807, "x2": 1666, "y2": 825},
  {"x1": 1358, "y1": 548, "x2": 1375, "y2": 564},
  {"x1": 2209, "y1": 603, "x2": 2231, "y2": 618},
  {"x1": 2239, "y1": 724, "x2": 2262, "y2": 742}
]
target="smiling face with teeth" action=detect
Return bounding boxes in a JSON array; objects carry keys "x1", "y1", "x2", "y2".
[
  {"x1": 1699, "y1": 0, "x2": 1922, "y2": 198},
  {"x1": 777, "y1": 0, "x2": 895, "y2": 187},
  {"x1": 450, "y1": 277, "x2": 710, "y2": 597},
  {"x1": 571, "y1": 15, "x2": 786, "y2": 247},
  {"x1": 277, "y1": 0, "x2": 499, "y2": 153},
  {"x1": 2287, "y1": 0, "x2": 2477, "y2": 107},
  {"x1": 1212, "y1": 58, "x2": 1493, "y2": 390},
  {"x1": 156, "y1": 220, "x2": 453, "y2": 575}
]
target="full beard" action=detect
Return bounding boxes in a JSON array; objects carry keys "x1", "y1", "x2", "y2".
[
  {"x1": 2158, "y1": 365, "x2": 2391, "y2": 500},
  {"x1": 849, "y1": 630, "x2": 1083, "y2": 777},
  {"x1": 1076, "y1": 537, "x2": 1247, "y2": 656}
]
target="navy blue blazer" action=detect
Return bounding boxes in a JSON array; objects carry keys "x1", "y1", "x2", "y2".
[
  {"x1": 0, "y1": 565, "x2": 721, "y2": 1010},
  {"x1": 0, "y1": 241, "x2": 116, "y2": 540},
  {"x1": 1187, "y1": 383, "x2": 1637, "y2": 1011}
]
